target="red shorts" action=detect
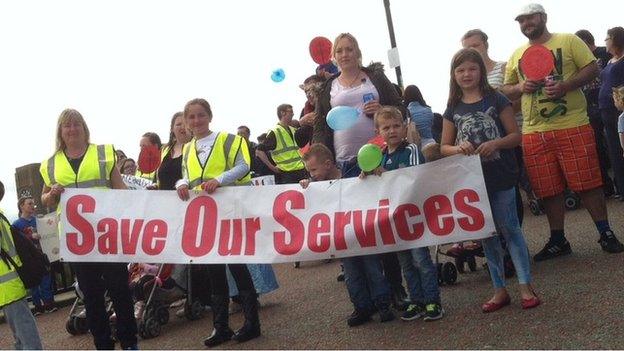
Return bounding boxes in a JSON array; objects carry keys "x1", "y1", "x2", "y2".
[{"x1": 522, "y1": 124, "x2": 602, "y2": 199}]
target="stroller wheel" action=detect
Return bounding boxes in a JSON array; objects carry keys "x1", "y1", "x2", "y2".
[
  {"x1": 184, "y1": 300, "x2": 204, "y2": 321},
  {"x1": 564, "y1": 191, "x2": 581, "y2": 210},
  {"x1": 454, "y1": 257, "x2": 466, "y2": 274},
  {"x1": 139, "y1": 317, "x2": 161, "y2": 339},
  {"x1": 156, "y1": 306, "x2": 169, "y2": 325},
  {"x1": 467, "y1": 256, "x2": 477, "y2": 272},
  {"x1": 529, "y1": 199, "x2": 543, "y2": 216},
  {"x1": 66, "y1": 318, "x2": 79, "y2": 335},
  {"x1": 73, "y1": 315, "x2": 89, "y2": 334},
  {"x1": 442, "y1": 262, "x2": 458, "y2": 285}
]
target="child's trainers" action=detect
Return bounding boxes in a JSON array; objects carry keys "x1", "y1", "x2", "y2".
[
  {"x1": 423, "y1": 303, "x2": 444, "y2": 321},
  {"x1": 401, "y1": 303, "x2": 426, "y2": 321}
]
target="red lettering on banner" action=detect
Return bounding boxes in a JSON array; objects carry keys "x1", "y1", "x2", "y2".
[
  {"x1": 308, "y1": 213, "x2": 331, "y2": 253},
  {"x1": 333, "y1": 211, "x2": 351, "y2": 250},
  {"x1": 393, "y1": 204, "x2": 424, "y2": 241},
  {"x1": 182, "y1": 197, "x2": 218, "y2": 257},
  {"x1": 120, "y1": 219, "x2": 143, "y2": 255},
  {"x1": 97, "y1": 218, "x2": 118, "y2": 254},
  {"x1": 377, "y1": 199, "x2": 396, "y2": 245},
  {"x1": 353, "y1": 209, "x2": 377, "y2": 247},
  {"x1": 273, "y1": 190, "x2": 305, "y2": 255},
  {"x1": 218, "y1": 219, "x2": 243, "y2": 256},
  {"x1": 244, "y1": 218, "x2": 261, "y2": 255},
  {"x1": 142, "y1": 220, "x2": 167, "y2": 255},
  {"x1": 454, "y1": 189, "x2": 485, "y2": 231},
  {"x1": 424, "y1": 195, "x2": 455, "y2": 236},
  {"x1": 66, "y1": 195, "x2": 96, "y2": 255}
]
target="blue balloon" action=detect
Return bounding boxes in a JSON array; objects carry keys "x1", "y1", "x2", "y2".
[
  {"x1": 271, "y1": 68, "x2": 285, "y2": 83},
  {"x1": 326, "y1": 106, "x2": 359, "y2": 131}
]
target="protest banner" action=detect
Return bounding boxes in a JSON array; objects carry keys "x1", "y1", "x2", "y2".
[
  {"x1": 36, "y1": 212, "x2": 61, "y2": 262},
  {"x1": 58, "y1": 155, "x2": 495, "y2": 264}
]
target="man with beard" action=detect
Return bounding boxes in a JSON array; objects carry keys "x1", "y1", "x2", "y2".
[{"x1": 502, "y1": 3, "x2": 624, "y2": 261}]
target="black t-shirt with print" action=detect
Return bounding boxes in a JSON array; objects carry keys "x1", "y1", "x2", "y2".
[{"x1": 443, "y1": 92, "x2": 518, "y2": 195}]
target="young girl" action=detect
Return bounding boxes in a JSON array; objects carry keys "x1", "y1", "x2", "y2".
[
  {"x1": 175, "y1": 98, "x2": 260, "y2": 347},
  {"x1": 440, "y1": 48, "x2": 540, "y2": 312}
]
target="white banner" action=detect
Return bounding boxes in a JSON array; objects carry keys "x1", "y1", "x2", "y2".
[
  {"x1": 121, "y1": 174, "x2": 155, "y2": 190},
  {"x1": 58, "y1": 155, "x2": 495, "y2": 264},
  {"x1": 36, "y1": 213, "x2": 61, "y2": 262}
]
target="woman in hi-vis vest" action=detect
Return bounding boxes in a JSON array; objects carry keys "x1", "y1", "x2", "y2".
[
  {"x1": 40, "y1": 109, "x2": 138, "y2": 350},
  {"x1": 175, "y1": 98, "x2": 260, "y2": 347}
]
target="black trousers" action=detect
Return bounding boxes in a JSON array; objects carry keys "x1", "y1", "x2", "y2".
[
  {"x1": 72, "y1": 263, "x2": 137, "y2": 350},
  {"x1": 589, "y1": 105, "x2": 614, "y2": 191},
  {"x1": 601, "y1": 107, "x2": 624, "y2": 194},
  {"x1": 380, "y1": 252, "x2": 404, "y2": 293},
  {"x1": 206, "y1": 264, "x2": 255, "y2": 297}
]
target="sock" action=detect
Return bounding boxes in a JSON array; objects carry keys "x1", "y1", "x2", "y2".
[
  {"x1": 550, "y1": 229, "x2": 565, "y2": 243},
  {"x1": 594, "y1": 220, "x2": 611, "y2": 234}
]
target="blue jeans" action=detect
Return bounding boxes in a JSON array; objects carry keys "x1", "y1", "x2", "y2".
[
  {"x1": 3, "y1": 298, "x2": 43, "y2": 350},
  {"x1": 30, "y1": 273, "x2": 53, "y2": 306},
  {"x1": 482, "y1": 187, "x2": 532, "y2": 289},
  {"x1": 397, "y1": 247, "x2": 440, "y2": 304},
  {"x1": 342, "y1": 255, "x2": 392, "y2": 310},
  {"x1": 337, "y1": 159, "x2": 361, "y2": 179},
  {"x1": 338, "y1": 160, "x2": 391, "y2": 310}
]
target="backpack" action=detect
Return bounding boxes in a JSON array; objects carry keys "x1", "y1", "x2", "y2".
[{"x1": 0, "y1": 213, "x2": 49, "y2": 289}]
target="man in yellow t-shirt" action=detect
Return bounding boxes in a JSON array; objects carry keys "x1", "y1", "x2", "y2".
[{"x1": 502, "y1": 3, "x2": 624, "y2": 261}]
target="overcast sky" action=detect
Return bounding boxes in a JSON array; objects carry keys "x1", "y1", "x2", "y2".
[{"x1": 1, "y1": 0, "x2": 620, "y2": 220}]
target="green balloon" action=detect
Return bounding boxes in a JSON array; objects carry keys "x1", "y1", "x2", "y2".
[{"x1": 357, "y1": 144, "x2": 383, "y2": 172}]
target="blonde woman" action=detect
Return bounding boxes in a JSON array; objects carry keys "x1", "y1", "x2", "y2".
[{"x1": 40, "y1": 109, "x2": 137, "y2": 350}]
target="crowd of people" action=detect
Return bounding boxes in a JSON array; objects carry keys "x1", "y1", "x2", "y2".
[{"x1": 1, "y1": 3, "x2": 624, "y2": 350}]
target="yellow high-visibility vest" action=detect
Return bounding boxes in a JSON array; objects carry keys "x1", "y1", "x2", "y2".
[
  {"x1": 0, "y1": 210, "x2": 27, "y2": 308},
  {"x1": 270, "y1": 124, "x2": 304, "y2": 172},
  {"x1": 40, "y1": 144, "x2": 116, "y2": 189},
  {"x1": 182, "y1": 132, "x2": 251, "y2": 190}
]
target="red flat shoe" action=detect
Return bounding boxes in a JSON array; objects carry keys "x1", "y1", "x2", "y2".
[
  {"x1": 521, "y1": 296, "x2": 541, "y2": 309},
  {"x1": 481, "y1": 296, "x2": 511, "y2": 313}
]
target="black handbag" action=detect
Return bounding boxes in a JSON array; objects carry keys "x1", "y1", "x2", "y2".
[{"x1": 0, "y1": 213, "x2": 48, "y2": 289}]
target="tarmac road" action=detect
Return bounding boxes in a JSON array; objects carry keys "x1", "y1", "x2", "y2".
[{"x1": 1, "y1": 199, "x2": 623, "y2": 349}]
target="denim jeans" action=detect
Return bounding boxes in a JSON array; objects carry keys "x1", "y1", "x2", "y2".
[
  {"x1": 397, "y1": 247, "x2": 440, "y2": 304},
  {"x1": 482, "y1": 187, "x2": 532, "y2": 289},
  {"x1": 30, "y1": 273, "x2": 54, "y2": 306},
  {"x1": 337, "y1": 159, "x2": 361, "y2": 179},
  {"x1": 3, "y1": 298, "x2": 43, "y2": 350},
  {"x1": 342, "y1": 255, "x2": 392, "y2": 310}
]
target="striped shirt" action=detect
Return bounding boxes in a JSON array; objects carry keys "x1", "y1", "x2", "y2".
[
  {"x1": 382, "y1": 141, "x2": 422, "y2": 171},
  {"x1": 487, "y1": 61, "x2": 506, "y2": 89}
]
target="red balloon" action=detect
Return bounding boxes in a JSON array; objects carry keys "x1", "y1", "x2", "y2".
[
  {"x1": 367, "y1": 135, "x2": 386, "y2": 149},
  {"x1": 138, "y1": 145, "x2": 161, "y2": 174},
  {"x1": 309, "y1": 36, "x2": 332, "y2": 65},
  {"x1": 520, "y1": 45, "x2": 554, "y2": 81}
]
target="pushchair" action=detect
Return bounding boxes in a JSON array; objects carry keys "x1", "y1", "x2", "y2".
[
  {"x1": 134, "y1": 264, "x2": 205, "y2": 339},
  {"x1": 435, "y1": 237, "x2": 517, "y2": 286},
  {"x1": 65, "y1": 281, "x2": 115, "y2": 336}
]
